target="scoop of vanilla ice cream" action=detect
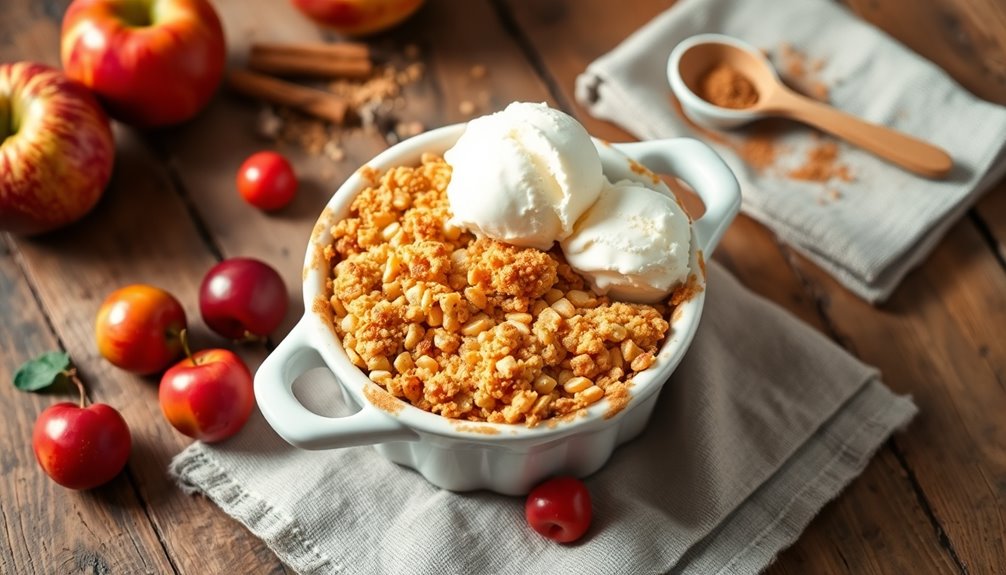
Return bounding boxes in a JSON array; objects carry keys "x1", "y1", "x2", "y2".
[
  {"x1": 561, "y1": 179, "x2": 692, "y2": 303},
  {"x1": 444, "y1": 102, "x2": 603, "y2": 250}
]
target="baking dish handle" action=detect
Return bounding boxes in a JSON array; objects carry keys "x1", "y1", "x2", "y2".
[
  {"x1": 614, "y1": 138, "x2": 741, "y2": 254},
  {"x1": 254, "y1": 318, "x2": 418, "y2": 450}
]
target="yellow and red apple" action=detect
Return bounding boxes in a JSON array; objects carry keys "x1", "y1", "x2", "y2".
[
  {"x1": 61, "y1": 0, "x2": 226, "y2": 127},
  {"x1": 95, "y1": 284, "x2": 188, "y2": 375},
  {"x1": 290, "y1": 0, "x2": 425, "y2": 36},
  {"x1": 0, "y1": 63, "x2": 114, "y2": 235}
]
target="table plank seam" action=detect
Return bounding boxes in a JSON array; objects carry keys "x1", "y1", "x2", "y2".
[
  {"x1": 773, "y1": 237, "x2": 860, "y2": 354},
  {"x1": 890, "y1": 439, "x2": 970, "y2": 575},
  {"x1": 486, "y1": 0, "x2": 576, "y2": 112},
  {"x1": 127, "y1": 468, "x2": 185, "y2": 575},
  {"x1": 3, "y1": 234, "x2": 75, "y2": 363},
  {"x1": 146, "y1": 139, "x2": 227, "y2": 263},
  {"x1": 146, "y1": 139, "x2": 291, "y2": 360},
  {"x1": 969, "y1": 209, "x2": 1006, "y2": 273},
  {"x1": 0, "y1": 500, "x2": 30, "y2": 575},
  {"x1": 11, "y1": 477, "x2": 40, "y2": 574},
  {"x1": 836, "y1": 545, "x2": 852, "y2": 571}
]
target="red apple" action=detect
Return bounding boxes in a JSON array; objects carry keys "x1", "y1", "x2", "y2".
[
  {"x1": 95, "y1": 284, "x2": 187, "y2": 374},
  {"x1": 61, "y1": 0, "x2": 226, "y2": 127},
  {"x1": 159, "y1": 348, "x2": 254, "y2": 442},
  {"x1": 291, "y1": 0, "x2": 425, "y2": 36},
  {"x1": 33, "y1": 402, "x2": 131, "y2": 490},
  {"x1": 0, "y1": 62, "x2": 114, "y2": 235}
]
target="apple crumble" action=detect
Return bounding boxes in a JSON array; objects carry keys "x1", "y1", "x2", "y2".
[{"x1": 323, "y1": 154, "x2": 693, "y2": 426}]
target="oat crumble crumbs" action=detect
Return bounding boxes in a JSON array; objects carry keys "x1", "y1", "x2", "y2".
[{"x1": 325, "y1": 155, "x2": 699, "y2": 426}]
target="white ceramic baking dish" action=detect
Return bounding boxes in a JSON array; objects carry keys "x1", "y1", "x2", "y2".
[{"x1": 254, "y1": 124, "x2": 740, "y2": 495}]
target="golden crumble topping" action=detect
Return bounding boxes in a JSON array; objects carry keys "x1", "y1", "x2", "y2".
[{"x1": 324, "y1": 154, "x2": 696, "y2": 426}]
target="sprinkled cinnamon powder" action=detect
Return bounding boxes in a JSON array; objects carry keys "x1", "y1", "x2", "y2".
[
  {"x1": 451, "y1": 423, "x2": 500, "y2": 436},
  {"x1": 780, "y1": 43, "x2": 805, "y2": 79},
  {"x1": 670, "y1": 94, "x2": 782, "y2": 171},
  {"x1": 697, "y1": 64, "x2": 759, "y2": 109},
  {"x1": 669, "y1": 273, "x2": 703, "y2": 307},
  {"x1": 364, "y1": 385, "x2": 404, "y2": 414},
  {"x1": 251, "y1": 45, "x2": 437, "y2": 161},
  {"x1": 788, "y1": 142, "x2": 854, "y2": 182},
  {"x1": 778, "y1": 43, "x2": 829, "y2": 102},
  {"x1": 738, "y1": 134, "x2": 780, "y2": 171}
]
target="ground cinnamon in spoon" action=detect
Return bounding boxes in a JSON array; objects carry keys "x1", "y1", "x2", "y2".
[
  {"x1": 672, "y1": 46, "x2": 854, "y2": 196},
  {"x1": 697, "y1": 64, "x2": 759, "y2": 109}
]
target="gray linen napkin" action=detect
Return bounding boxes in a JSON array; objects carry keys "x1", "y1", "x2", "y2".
[
  {"x1": 575, "y1": 0, "x2": 1006, "y2": 303},
  {"x1": 171, "y1": 262, "x2": 916, "y2": 575}
]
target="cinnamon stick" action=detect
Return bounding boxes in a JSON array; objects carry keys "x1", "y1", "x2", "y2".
[
  {"x1": 252, "y1": 41, "x2": 370, "y2": 61},
  {"x1": 249, "y1": 41, "x2": 373, "y2": 78},
  {"x1": 249, "y1": 50, "x2": 373, "y2": 79},
  {"x1": 226, "y1": 69, "x2": 348, "y2": 124}
]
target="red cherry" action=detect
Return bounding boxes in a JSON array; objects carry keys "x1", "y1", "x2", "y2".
[
  {"x1": 33, "y1": 402, "x2": 131, "y2": 490},
  {"x1": 525, "y1": 476, "x2": 592, "y2": 543},
  {"x1": 159, "y1": 348, "x2": 255, "y2": 442},
  {"x1": 236, "y1": 151, "x2": 298, "y2": 211},
  {"x1": 199, "y1": 258, "x2": 288, "y2": 340}
]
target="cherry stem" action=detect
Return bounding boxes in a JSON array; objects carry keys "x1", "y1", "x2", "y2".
[
  {"x1": 180, "y1": 328, "x2": 196, "y2": 364},
  {"x1": 64, "y1": 368, "x2": 88, "y2": 408},
  {"x1": 238, "y1": 331, "x2": 266, "y2": 345}
]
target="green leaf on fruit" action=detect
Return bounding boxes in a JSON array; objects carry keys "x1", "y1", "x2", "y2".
[{"x1": 13, "y1": 351, "x2": 73, "y2": 392}]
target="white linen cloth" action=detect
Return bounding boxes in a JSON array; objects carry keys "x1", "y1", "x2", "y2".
[
  {"x1": 575, "y1": 0, "x2": 1006, "y2": 302},
  {"x1": 171, "y1": 262, "x2": 915, "y2": 574}
]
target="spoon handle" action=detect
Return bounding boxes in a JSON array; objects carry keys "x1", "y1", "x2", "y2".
[{"x1": 769, "y1": 90, "x2": 953, "y2": 179}]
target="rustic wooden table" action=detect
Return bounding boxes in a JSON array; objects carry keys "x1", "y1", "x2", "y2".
[{"x1": 2, "y1": 0, "x2": 1004, "y2": 573}]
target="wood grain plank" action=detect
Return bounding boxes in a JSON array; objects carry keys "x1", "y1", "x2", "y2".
[
  {"x1": 503, "y1": 0, "x2": 970, "y2": 572},
  {"x1": 389, "y1": 0, "x2": 557, "y2": 124},
  {"x1": 714, "y1": 215, "x2": 832, "y2": 332},
  {"x1": 809, "y1": 6, "x2": 1006, "y2": 572},
  {"x1": 0, "y1": 6, "x2": 293, "y2": 572},
  {"x1": 0, "y1": 0, "x2": 63, "y2": 66},
  {"x1": 843, "y1": 0, "x2": 1006, "y2": 105},
  {"x1": 767, "y1": 448, "x2": 958, "y2": 575},
  {"x1": 785, "y1": 217, "x2": 1006, "y2": 573},
  {"x1": 0, "y1": 238, "x2": 176, "y2": 575}
]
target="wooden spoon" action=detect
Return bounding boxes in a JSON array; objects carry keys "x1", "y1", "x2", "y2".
[{"x1": 668, "y1": 34, "x2": 953, "y2": 179}]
